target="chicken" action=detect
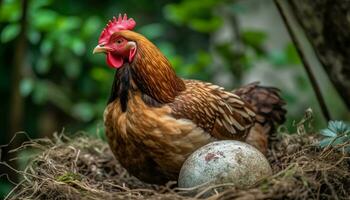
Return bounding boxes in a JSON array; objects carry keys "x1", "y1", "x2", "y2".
[{"x1": 93, "y1": 14, "x2": 286, "y2": 184}]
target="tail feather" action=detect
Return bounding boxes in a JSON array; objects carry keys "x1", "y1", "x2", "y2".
[
  {"x1": 233, "y1": 82, "x2": 286, "y2": 126},
  {"x1": 233, "y1": 82, "x2": 287, "y2": 154}
]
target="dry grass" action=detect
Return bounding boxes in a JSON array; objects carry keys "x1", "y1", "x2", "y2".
[{"x1": 5, "y1": 129, "x2": 350, "y2": 200}]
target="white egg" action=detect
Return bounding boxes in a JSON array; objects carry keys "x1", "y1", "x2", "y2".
[{"x1": 178, "y1": 140, "x2": 272, "y2": 189}]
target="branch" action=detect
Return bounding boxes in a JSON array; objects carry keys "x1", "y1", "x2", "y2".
[{"x1": 274, "y1": 0, "x2": 331, "y2": 121}]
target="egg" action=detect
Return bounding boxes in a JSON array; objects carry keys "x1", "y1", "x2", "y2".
[{"x1": 178, "y1": 140, "x2": 272, "y2": 190}]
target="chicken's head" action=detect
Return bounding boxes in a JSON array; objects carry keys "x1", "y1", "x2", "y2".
[{"x1": 93, "y1": 14, "x2": 137, "y2": 69}]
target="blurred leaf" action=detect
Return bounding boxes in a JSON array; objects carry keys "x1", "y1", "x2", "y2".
[
  {"x1": 165, "y1": 0, "x2": 219, "y2": 24},
  {"x1": 20, "y1": 78, "x2": 34, "y2": 97},
  {"x1": 242, "y1": 30, "x2": 267, "y2": 49},
  {"x1": 285, "y1": 43, "x2": 300, "y2": 64},
  {"x1": 216, "y1": 43, "x2": 232, "y2": 60},
  {"x1": 90, "y1": 67, "x2": 110, "y2": 82},
  {"x1": 197, "y1": 51, "x2": 211, "y2": 65},
  {"x1": 139, "y1": 23, "x2": 165, "y2": 40},
  {"x1": 164, "y1": 0, "x2": 223, "y2": 32},
  {"x1": 28, "y1": 28, "x2": 41, "y2": 44},
  {"x1": 169, "y1": 56, "x2": 184, "y2": 72},
  {"x1": 72, "y1": 102, "x2": 94, "y2": 122},
  {"x1": 33, "y1": 81, "x2": 48, "y2": 104},
  {"x1": 57, "y1": 33, "x2": 71, "y2": 48},
  {"x1": 64, "y1": 59, "x2": 81, "y2": 78},
  {"x1": 1, "y1": 23, "x2": 20, "y2": 43},
  {"x1": 268, "y1": 50, "x2": 286, "y2": 66},
  {"x1": 157, "y1": 42, "x2": 175, "y2": 58},
  {"x1": 0, "y1": 0, "x2": 21, "y2": 22},
  {"x1": 215, "y1": 42, "x2": 250, "y2": 77},
  {"x1": 81, "y1": 16, "x2": 102, "y2": 38},
  {"x1": 56, "y1": 16, "x2": 81, "y2": 32},
  {"x1": 181, "y1": 51, "x2": 211, "y2": 78},
  {"x1": 71, "y1": 37, "x2": 85, "y2": 56},
  {"x1": 30, "y1": 0, "x2": 53, "y2": 10},
  {"x1": 189, "y1": 17, "x2": 222, "y2": 33},
  {"x1": 32, "y1": 9, "x2": 58, "y2": 31},
  {"x1": 269, "y1": 43, "x2": 301, "y2": 66},
  {"x1": 40, "y1": 39, "x2": 54, "y2": 55},
  {"x1": 35, "y1": 56, "x2": 51, "y2": 74}
]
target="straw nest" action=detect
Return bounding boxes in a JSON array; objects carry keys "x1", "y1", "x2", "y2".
[{"x1": 5, "y1": 125, "x2": 350, "y2": 200}]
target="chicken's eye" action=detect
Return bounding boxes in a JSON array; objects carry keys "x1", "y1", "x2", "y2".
[{"x1": 116, "y1": 39, "x2": 123, "y2": 44}]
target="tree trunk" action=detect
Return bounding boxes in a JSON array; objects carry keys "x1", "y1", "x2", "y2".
[
  {"x1": 288, "y1": 0, "x2": 350, "y2": 109},
  {"x1": 3, "y1": 0, "x2": 29, "y2": 185}
]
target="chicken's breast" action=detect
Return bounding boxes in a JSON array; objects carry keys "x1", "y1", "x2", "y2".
[{"x1": 104, "y1": 91, "x2": 214, "y2": 184}]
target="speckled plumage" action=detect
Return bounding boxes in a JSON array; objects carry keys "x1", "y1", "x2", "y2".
[
  {"x1": 102, "y1": 30, "x2": 286, "y2": 184},
  {"x1": 170, "y1": 80, "x2": 256, "y2": 140}
]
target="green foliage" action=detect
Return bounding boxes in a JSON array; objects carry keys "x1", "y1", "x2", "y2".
[
  {"x1": 164, "y1": 0, "x2": 224, "y2": 32},
  {"x1": 138, "y1": 23, "x2": 165, "y2": 40},
  {"x1": 1, "y1": 23, "x2": 20, "y2": 42},
  {"x1": 269, "y1": 43, "x2": 301, "y2": 66},
  {"x1": 242, "y1": 30, "x2": 267, "y2": 52},
  {"x1": 0, "y1": 0, "x2": 108, "y2": 133},
  {"x1": 0, "y1": 0, "x2": 21, "y2": 22},
  {"x1": 318, "y1": 121, "x2": 350, "y2": 152}
]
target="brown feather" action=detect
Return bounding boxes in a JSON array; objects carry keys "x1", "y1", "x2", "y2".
[
  {"x1": 169, "y1": 80, "x2": 255, "y2": 140},
  {"x1": 117, "y1": 30, "x2": 186, "y2": 103},
  {"x1": 233, "y1": 82, "x2": 286, "y2": 125},
  {"x1": 104, "y1": 92, "x2": 214, "y2": 184},
  {"x1": 233, "y1": 82, "x2": 287, "y2": 153}
]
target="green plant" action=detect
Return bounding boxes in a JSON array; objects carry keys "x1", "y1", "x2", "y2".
[{"x1": 318, "y1": 120, "x2": 350, "y2": 152}]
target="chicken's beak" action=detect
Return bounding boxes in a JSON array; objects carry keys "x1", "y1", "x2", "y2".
[{"x1": 93, "y1": 45, "x2": 107, "y2": 54}]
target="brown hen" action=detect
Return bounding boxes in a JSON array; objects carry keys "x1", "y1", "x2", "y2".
[{"x1": 95, "y1": 14, "x2": 286, "y2": 184}]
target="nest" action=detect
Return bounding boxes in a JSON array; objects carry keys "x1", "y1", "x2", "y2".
[{"x1": 5, "y1": 129, "x2": 350, "y2": 200}]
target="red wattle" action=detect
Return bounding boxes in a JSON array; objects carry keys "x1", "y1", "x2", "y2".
[
  {"x1": 129, "y1": 47, "x2": 136, "y2": 63},
  {"x1": 107, "y1": 53, "x2": 124, "y2": 69}
]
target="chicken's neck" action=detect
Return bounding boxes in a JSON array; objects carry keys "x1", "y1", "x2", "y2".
[
  {"x1": 108, "y1": 65, "x2": 131, "y2": 112},
  {"x1": 130, "y1": 42, "x2": 186, "y2": 103},
  {"x1": 108, "y1": 41, "x2": 186, "y2": 111}
]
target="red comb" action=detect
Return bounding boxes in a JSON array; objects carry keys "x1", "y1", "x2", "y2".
[{"x1": 98, "y1": 13, "x2": 136, "y2": 44}]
